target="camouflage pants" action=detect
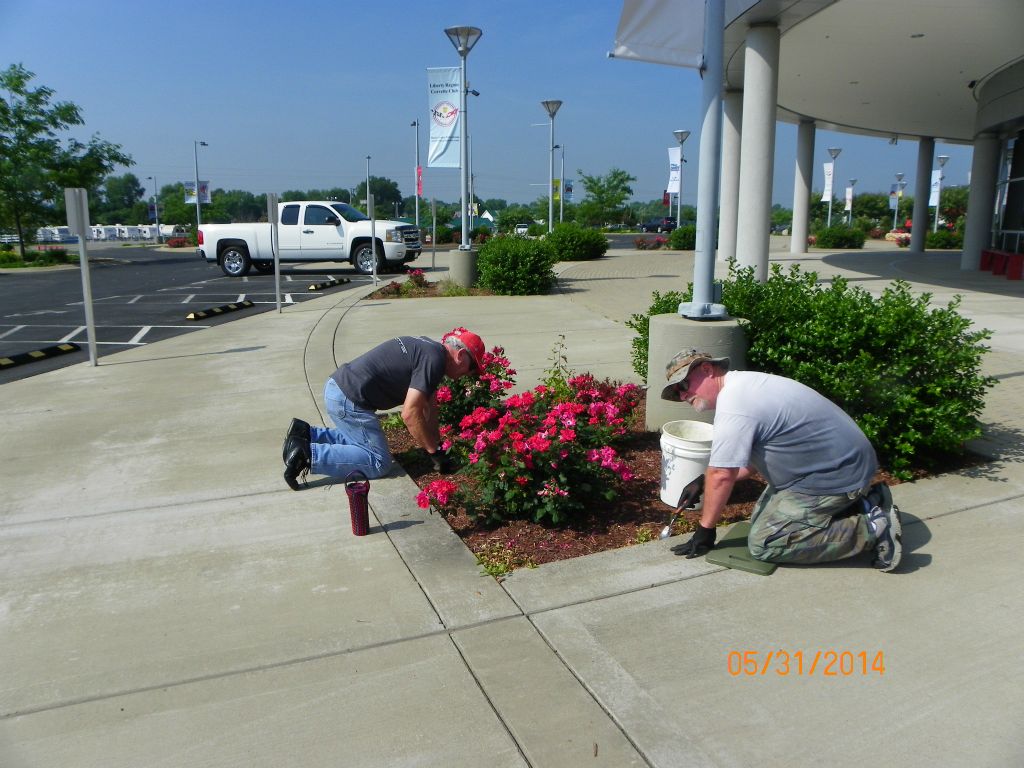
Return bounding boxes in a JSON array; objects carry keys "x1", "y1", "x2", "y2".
[{"x1": 747, "y1": 484, "x2": 877, "y2": 564}]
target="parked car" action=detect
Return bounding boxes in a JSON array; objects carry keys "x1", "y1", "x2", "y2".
[
  {"x1": 513, "y1": 223, "x2": 531, "y2": 235},
  {"x1": 639, "y1": 217, "x2": 677, "y2": 233}
]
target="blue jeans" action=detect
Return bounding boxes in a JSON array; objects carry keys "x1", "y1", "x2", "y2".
[{"x1": 310, "y1": 379, "x2": 393, "y2": 480}]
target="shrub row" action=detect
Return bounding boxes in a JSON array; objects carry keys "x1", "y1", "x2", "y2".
[{"x1": 626, "y1": 264, "x2": 995, "y2": 478}]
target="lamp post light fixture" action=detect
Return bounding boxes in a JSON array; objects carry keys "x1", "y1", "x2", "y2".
[
  {"x1": 848, "y1": 178, "x2": 857, "y2": 225},
  {"x1": 541, "y1": 99, "x2": 562, "y2": 233},
  {"x1": 193, "y1": 140, "x2": 207, "y2": 232},
  {"x1": 893, "y1": 171, "x2": 905, "y2": 230},
  {"x1": 826, "y1": 147, "x2": 841, "y2": 227},
  {"x1": 147, "y1": 175, "x2": 160, "y2": 243},
  {"x1": 445, "y1": 25, "x2": 482, "y2": 250},
  {"x1": 934, "y1": 154, "x2": 949, "y2": 232},
  {"x1": 673, "y1": 129, "x2": 690, "y2": 228}
]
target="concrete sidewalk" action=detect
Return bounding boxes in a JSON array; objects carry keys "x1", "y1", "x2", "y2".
[{"x1": 1, "y1": 243, "x2": 1021, "y2": 767}]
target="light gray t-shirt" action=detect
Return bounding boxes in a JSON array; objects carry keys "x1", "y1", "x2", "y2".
[{"x1": 709, "y1": 371, "x2": 877, "y2": 495}]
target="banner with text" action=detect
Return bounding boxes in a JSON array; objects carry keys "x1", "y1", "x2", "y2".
[
  {"x1": 821, "y1": 162, "x2": 834, "y2": 201},
  {"x1": 929, "y1": 170, "x2": 942, "y2": 206},
  {"x1": 427, "y1": 67, "x2": 461, "y2": 168},
  {"x1": 844, "y1": 186, "x2": 853, "y2": 212},
  {"x1": 667, "y1": 146, "x2": 681, "y2": 194}
]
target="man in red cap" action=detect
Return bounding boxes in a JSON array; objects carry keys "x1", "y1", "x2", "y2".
[{"x1": 282, "y1": 327, "x2": 484, "y2": 489}]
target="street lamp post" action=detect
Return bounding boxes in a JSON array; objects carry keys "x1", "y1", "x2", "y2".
[
  {"x1": 848, "y1": 178, "x2": 857, "y2": 225},
  {"x1": 826, "y1": 147, "x2": 841, "y2": 227},
  {"x1": 673, "y1": 129, "x2": 690, "y2": 228},
  {"x1": 147, "y1": 175, "x2": 160, "y2": 243},
  {"x1": 541, "y1": 100, "x2": 562, "y2": 233},
  {"x1": 893, "y1": 172, "x2": 905, "y2": 230},
  {"x1": 553, "y1": 144, "x2": 566, "y2": 223},
  {"x1": 193, "y1": 140, "x2": 207, "y2": 232},
  {"x1": 445, "y1": 25, "x2": 482, "y2": 250},
  {"x1": 934, "y1": 154, "x2": 949, "y2": 232},
  {"x1": 411, "y1": 120, "x2": 421, "y2": 230}
]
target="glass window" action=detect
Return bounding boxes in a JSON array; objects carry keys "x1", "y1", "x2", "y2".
[
  {"x1": 304, "y1": 205, "x2": 337, "y2": 226},
  {"x1": 280, "y1": 205, "x2": 299, "y2": 225}
]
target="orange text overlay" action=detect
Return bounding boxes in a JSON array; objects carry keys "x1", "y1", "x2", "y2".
[{"x1": 726, "y1": 650, "x2": 886, "y2": 677}]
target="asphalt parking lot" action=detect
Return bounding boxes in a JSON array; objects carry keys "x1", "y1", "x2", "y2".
[{"x1": 0, "y1": 246, "x2": 368, "y2": 383}]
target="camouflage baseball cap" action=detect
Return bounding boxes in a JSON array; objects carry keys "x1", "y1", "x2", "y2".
[{"x1": 660, "y1": 348, "x2": 730, "y2": 401}]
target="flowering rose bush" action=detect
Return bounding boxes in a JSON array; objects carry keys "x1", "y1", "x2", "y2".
[
  {"x1": 419, "y1": 371, "x2": 642, "y2": 525},
  {"x1": 436, "y1": 341, "x2": 517, "y2": 428}
]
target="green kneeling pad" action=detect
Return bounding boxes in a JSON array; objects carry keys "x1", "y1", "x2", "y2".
[{"x1": 705, "y1": 521, "x2": 777, "y2": 576}]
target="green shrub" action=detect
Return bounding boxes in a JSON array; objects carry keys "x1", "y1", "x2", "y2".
[
  {"x1": 477, "y1": 235, "x2": 557, "y2": 295},
  {"x1": 527, "y1": 223, "x2": 546, "y2": 236},
  {"x1": 813, "y1": 226, "x2": 866, "y2": 249},
  {"x1": 0, "y1": 241, "x2": 14, "y2": 253},
  {"x1": 926, "y1": 229, "x2": 963, "y2": 249},
  {"x1": 544, "y1": 222, "x2": 608, "y2": 261},
  {"x1": 629, "y1": 264, "x2": 995, "y2": 478},
  {"x1": 668, "y1": 225, "x2": 696, "y2": 250},
  {"x1": 0, "y1": 250, "x2": 22, "y2": 266},
  {"x1": 438, "y1": 278, "x2": 470, "y2": 297},
  {"x1": 433, "y1": 224, "x2": 453, "y2": 244}
]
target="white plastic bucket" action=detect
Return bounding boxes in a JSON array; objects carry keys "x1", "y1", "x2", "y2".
[{"x1": 660, "y1": 420, "x2": 713, "y2": 506}]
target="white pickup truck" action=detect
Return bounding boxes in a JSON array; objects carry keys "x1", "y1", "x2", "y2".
[{"x1": 198, "y1": 201, "x2": 421, "y2": 277}]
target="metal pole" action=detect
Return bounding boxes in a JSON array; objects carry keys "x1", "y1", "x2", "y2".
[
  {"x1": 549, "y1": 116, "x2": 555, "y2": 232},
  {"x1": 193, "y1": 141, "x2": 206, "y2": 234},
  {"x1": 412, "y1": 119, "x2": 421, "y2": 230},
  {"x1": 459, "y1": 52, "x2": 469, "y2": 248},
  {"x1": 893, "y1": 172, "x2": 904, "y2": 230},
  {"x1": 935, "y1": 155, "x2": 949, "y2": 232},
  {"x1": 559, "y1": 145, "x2": 565, "y2": 223},
  {"x1": 267, "y1": 193, "x2": 281, "y2": 313},
  {"x1": 367, "y1": 156, "x2": 377, "y2": 285},
  {"x1": 65, "y1": 188, "x2": 97, "y2": 366},
  {"x1": 148, "y1": 175, "x2": 160, "y2": 243}
]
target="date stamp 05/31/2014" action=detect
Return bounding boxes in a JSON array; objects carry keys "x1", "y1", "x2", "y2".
[{"x1": 727, "y1": 650, "x2": 886, "y2": 678}]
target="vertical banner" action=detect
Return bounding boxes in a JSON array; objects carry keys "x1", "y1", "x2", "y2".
[
  {"x1": 565, "y1": 180, "x2": 573, "y2": 201},
  {"x1": 184, "y1": 181, "x2": 211, "y2": 204},
  {"x1": 667, "y1": 146, "x2": 681, "y2": 194},
  {"x1": 929, "y1": 169, "x2": 942, "y2": 206},
  {"x1": 416, "y1": 166, "x2": 423, "y2": 196},
  {"x1": 889, "y1": 184, "x2": 899, "y2": 210},
  {"x1": 552, "y1": 178, "x2": 561, "y2": 202},
  {"x1": 821, "y1": 162, "x2": 834, "y2": 201},
  {"x1": 844, "y1": 186, "x2": 853, "y2": 212},
  {"x1": 427, "y1": 67, "x2": 461, "y2": 168}
]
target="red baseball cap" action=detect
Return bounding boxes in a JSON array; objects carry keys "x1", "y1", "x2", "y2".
[{"x1": 443, "y1": 327, "x2": 485, "y2": 372}]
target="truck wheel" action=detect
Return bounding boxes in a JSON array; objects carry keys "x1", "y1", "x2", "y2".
[
  {"x1": 353, "y1": 242, "x2": 382, "y2": 275},
  {"x1": 220, "y1": 245, "x2": 252, "y2": 277}
]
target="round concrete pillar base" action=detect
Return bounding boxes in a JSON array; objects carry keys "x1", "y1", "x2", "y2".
[{"x1": 449, "y1": 248, "x2": 478, "y2": 289}]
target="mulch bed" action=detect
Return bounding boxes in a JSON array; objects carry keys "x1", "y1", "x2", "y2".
[{"x1": 381, "y1": 396, "x2": 977, "y2": 572}]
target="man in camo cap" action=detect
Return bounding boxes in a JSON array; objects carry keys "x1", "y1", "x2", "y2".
[{"x1": 660, "y1": 348, "x2": 903, "y2": 572}]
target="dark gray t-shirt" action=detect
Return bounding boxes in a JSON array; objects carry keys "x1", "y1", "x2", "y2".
[
  {"x1": 709, "y1": 371, "x2": 877, "y2": 495},
  {"x1": 332, "y1": 336, "x2": 447, "y2": 411}
]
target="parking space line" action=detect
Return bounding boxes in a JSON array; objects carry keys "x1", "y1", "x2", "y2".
[
  {"x1": 129, "y1": 326, "x2": 152, "y2": 344},
  {"x1": 181, "y1": 294, "x2": 195, "y2": 304},
  {"x1": 236, "y1": 294, "x2": 245, "y2": 303},
  {"x1": 59, "y1": 326, "x2": 85, "y2": 343},
  {"x1": 284, "y1": 294, "x2": 293, "y2": 303},
  {"x1": 0, "y1": 325, "x2": 26, "y2": 340},
  {"x1": 127, "y1": 295, "x2": 143, "y2": 304}
]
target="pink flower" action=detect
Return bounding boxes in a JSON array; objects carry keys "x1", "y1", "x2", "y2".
[{"x1": 436, "y1": 386, "x2": 452, "y2": 403}]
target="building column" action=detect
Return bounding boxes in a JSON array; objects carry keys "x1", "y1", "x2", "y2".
[
  {"x1": 734, "y1": 23, "x2": 780, "y2": 281},
  {"x1": 791, "y1": 119, "x2": 815, "y2": 254},
  {"x1": 910, "y1": 137, "x2": 935, "y2": 252},
  {"x1": 717, "y1": 90, "x2": 743, "y2": 263},
  {"x1": 962, "y1": 133, "x2": 1003, "y2": 270}
]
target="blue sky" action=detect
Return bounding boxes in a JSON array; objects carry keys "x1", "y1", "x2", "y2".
[{"x1": 2, "y1": 0, "x2": 973, "y2": 209}]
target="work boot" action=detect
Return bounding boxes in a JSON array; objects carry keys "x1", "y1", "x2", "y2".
[
  {"x1": 865, "y1": 483, "x2": 902, "y2": 572},
  {"x1": 282, "y1": 425, "x2": 311, "y2": 491},
  {"x1": 282, "y1": 418, "x2": 310, "y2": 463}
]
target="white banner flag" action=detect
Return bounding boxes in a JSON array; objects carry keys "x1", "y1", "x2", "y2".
[
  {"x1": 844, "y1": 186, "x2": 853, "y2": 212},
  {"x1": 889, "y1": 184, "x2": 899, "y2": 210},
  {"x1": 427, "y1": 67, "x2": 461, "y2": 168},
  {"x1": 184, "y1": 181, "x2": 210, "y2": 204},
  {"x1": 667, "y1": 146, "x2": 681, "y2": 194},
  {"x1": 929, "y1": 169, "x2": 942, "y2": 206},
  {"x1": 821, "y1": 162, "x2": 834, "y2": 201}
]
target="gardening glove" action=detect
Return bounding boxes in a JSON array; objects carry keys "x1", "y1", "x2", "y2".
[
  {"x1": 675, "y1": 474, "x2": 705, "y2": 510},
  {"x1": 672, "y1": 524, "x2": 717, "y2": 559},
  {"x1": 426, "y1": 448, "x2": 455, "y2": 474}
]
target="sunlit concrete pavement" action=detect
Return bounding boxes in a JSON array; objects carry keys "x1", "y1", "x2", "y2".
[{"x1": 1, "y1": 242, "x2": 1021, "y2": 767}]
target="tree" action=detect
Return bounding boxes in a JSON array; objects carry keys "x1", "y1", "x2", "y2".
[
  {"x1": 95, "y1": 173, "x2": 146, "y2": 224},
  {"x1": 0, "y1": 64, "x2": 131, "y2": 256},
  {"x1": 940, "y1": 185, "x2": 969, "y2": 229},
  {"x1": 353, "y1": 176, "x2": 402, "y2": 216},
  {"x1": 575, "y1": 167, "x2": 636, "y2": 226}
]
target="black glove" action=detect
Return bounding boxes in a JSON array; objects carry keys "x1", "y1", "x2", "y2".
[
  {"x1": 672, "y1": 524, "x2": 717, "y2": 559},
  {"x1": 426, "y1": 448, "x2": 455, "y2": 474},
  {"x1": 676, "y1": 474, "x2": 705, "y2": 509}
]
